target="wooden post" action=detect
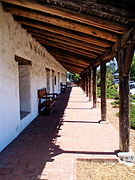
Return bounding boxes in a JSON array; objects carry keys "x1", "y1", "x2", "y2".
[
  {"x1": 88, "y1": 68, "x2": 92, "y2": 101},
  {"x1": 80, "y1": 73, "x2": 82, "y2": 89},
  {"x1": 81, "y1": 73, "x2": 85, "y2": 92},
  {"x1": 86, "y1": 70, "x2": 89, "y2": 97},
  {"x1": 84, "y1": 71, "x2": 88, "y2": 95},
  {"x1": 93, "y1": 67, "x2": 97, "y2": 108},
  {"x1": 117, "y1": 43, "x2": 135, "y2": 152},
  {"x1": 83, "y1": 72, "x2": 85, "y2": 93},
  {"x1": 100, "y1": 61, "x2": 106, "y2": 121}
]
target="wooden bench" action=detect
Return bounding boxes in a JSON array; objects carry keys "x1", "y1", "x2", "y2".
[
  {"x1": 38, "y1": 88, "x2": 58, "y2": 115},
  {"x1": 60, "y1": 83, "x2": 67, "y2": 93}
]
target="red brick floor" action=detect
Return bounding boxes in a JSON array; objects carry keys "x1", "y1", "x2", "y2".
[{"x1": 0, "y1": 87, "x2": 119, "y2": 180}]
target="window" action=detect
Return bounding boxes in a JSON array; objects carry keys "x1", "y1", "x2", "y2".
[
  {"x1": 15, "y1": 56, "x2": 31, "y2": 120},
  {"x1": 46, "y1": 68, "x2": 50, "y2": 92}
]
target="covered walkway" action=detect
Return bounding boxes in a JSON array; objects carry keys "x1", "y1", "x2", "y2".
[{"x1": 0, "y1": 87, "x2": 119, "y2": 180}]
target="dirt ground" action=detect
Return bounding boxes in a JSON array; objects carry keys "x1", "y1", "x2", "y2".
[
  {"x1": 104, "y1": 99, "x2": 135, "y2": 153},
  {"x1": 76, "y1": 99, "x2": 135, "y2": 180},
  {"x1": 76, "y1": 161, "x2": 135, "y2": 180}
]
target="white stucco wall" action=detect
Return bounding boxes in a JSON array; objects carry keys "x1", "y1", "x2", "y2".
[{"x1": 0, "y1": 4, "x2": 66, "y2": 152}]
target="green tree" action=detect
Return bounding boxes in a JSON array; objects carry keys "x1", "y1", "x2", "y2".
[
  {"x1": 97, "y1": 61, "x2": 118, "y2": 99},
  {"x1": 130, "y1": 55, "x2": 135, "y2": 81},
  {"x1": 72, "y1": 73, "x2": 81, "y2": 83}
]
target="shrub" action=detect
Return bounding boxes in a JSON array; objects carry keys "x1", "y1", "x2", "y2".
[
  {"x1": 106, "y1": 86, "x2": 118, "y2": 99},
  {"x1": 130, "y1": 104, "x2": 135, "y2": 129},
  {"x1": 130, "y1": 95, "x2": 135, "y2": 103},
  {"x1": 97, "y1": 87, "x2": 101, "y2": 98},
  {"x1": 115, "y1": 104, "x2": 135, "y2": 129},
  {"x1": 111, "y1": 100, "x2": 119, "y2": 108},
  {"x1": 97, "y1": 85, "x2": 118, "y2": 99}
]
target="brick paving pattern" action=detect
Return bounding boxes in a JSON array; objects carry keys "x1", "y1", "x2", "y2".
[{"x1": 0, "y1": 87, "x2": 119, "y2": 180}]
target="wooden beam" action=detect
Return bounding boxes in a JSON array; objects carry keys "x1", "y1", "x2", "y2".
[
  {"x1": 60, "y1": 62, "x2": 84, "y2": 73},
  {"x1": 31, "y1": 33, "x2": 103, "y2": 55},
  {"x1": 124, "y1": 43, "x2": 135, "y2": 75},
  {"x1": 92, "y1": 27, "x2": 135, "y2": 67},
  {"x1": 83, "y1": 73, "x2": 86, "y2": 93},
  {"x1": 66, "y1": 68, "x2": 81, "y2": 74},
  {"x1": 27, "y1": 29, "x2": 106, "y2": 53},
  {"x1": 86, "y1": 70, "x2": 89, "y2": 97},
  {"x1": 48, "y1": 51, "x2": 91, "y2": 66},
  {"x1": 81, "y1": 73, "x2": 85, "y2": 91},
  {"x1": 15, "y1": 17, "x2": 112, "y2": 48},
  {"x1": 84, "y1": 71, "x2": 88, "y2": 95},
  {"x1": 116, "y1": 41, "x2": 135, "y2": 152},
  {"x1": 15, "y1": 55, "x2": 32, "y2": 65},
  {"x1": 100, "y1": 61, "x2": 106, "y2": 121},
  {"x1": 36, "y1": 38, "x2": 97, "y2": 58},
  {"x1": 1, "y1": 0, "x2": 128, "y2": 33},
  {"x1": 46, "y1": 47, "x2": 94, "y2": 64},
  {"x1": 117, "y1": 49, "x2": 130, "y2": 152},
  {"x1": 93, "y1": 67, "x2": 97, "y2": 108},
  {"x1": 55, "y1": 57, "x2": 88, "y2": 68},
  {"x1": 3, "y1": 4, "x2": 118, "y2": 42},
  {"x1": 60, "y1": 61, "x2": 85, "y2": 70},
  {"x1": 51, "y1": 53, "x2": 90, "y2": 67},
  {"x1": 88, "y1": 69, "x2": 92, "y2": 101}
]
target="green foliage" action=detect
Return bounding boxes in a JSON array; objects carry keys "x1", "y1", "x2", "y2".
[
  {"x1": 130, "y1": 104, "x2": 135, "y2": 129},
  {"x1": 130, "y1": 95, "x2": 135, "y2": 103},
  {"x1": 97, "y1": 87, "x2": 101, "y2": 98},
  {"x1": 116, "y1": 112, "x2": 119, "y2": 117},
  {"x1": 97, "y1": 61, "x2": 119, "y2": 99},
  {"x1": 97, "y1": 85, "x2": 118, "y2": 99},
  {"x1": 72, "y1": 73, "x2": 81, "y2": 83},
  {"x1": 130, "y1": 55, "x2": 135, "y2": 81},
  {"x1": 106, "y1": 65, "x2": 115, "y2": 88},
  {"x1": 107, "y1": 86, "x2": 118, "y2": 99},
  {"x1": 112, "y1": 96, "x2": 135, "y2": 129},
  {"x1": 111, "y1": 100, "x2": 119, "y2": 108}
]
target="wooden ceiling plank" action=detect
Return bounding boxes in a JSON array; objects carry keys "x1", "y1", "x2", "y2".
[
  {"x1": 3, "y1": 4, "x2": 118, "y2": 42},
  {"x1": 35, "y1": 38, "x2": 98, "y2": 58},
  {"x1": 64, "y1": 66, "x2": 82, "y2": 73},
  {"x1": 27, "y1": 28, "x2": 106, "y2": 52},
  {"x1": 46, "y1": 46, "x2": 94, "y2": 64},
  {"x1": 92, "y1": 27, "x2": 135, "y2": 67},
  {"x1": 49, "y1": 51, "x2": 91, "y2": 66},
  {"x1": 14, "y1": 18, "x2": 112, "y2": 48},
  {"x1": 60, "y1": 62, "x2": 84, "y2": 71},
  {"x1": 51, "y1": 54, "x2": 90, "y2": 67},
  {"x1": 1, "y1": 0, "x2": 128, "y2": 33},
  {"x1": 56, "y1": 58, "x2": 88, "y2": 68},
  {"x1": 32, "y1": 33, "x2": 103, "y2": 54}
]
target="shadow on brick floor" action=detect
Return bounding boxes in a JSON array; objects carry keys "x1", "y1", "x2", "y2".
[{"x1": 0, "y1": 87, "x2": 72, "y2": 180}]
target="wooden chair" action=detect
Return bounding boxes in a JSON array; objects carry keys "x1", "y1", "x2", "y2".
[
  {"x1": 38, "y1": 88, "x2": 58, "y2": 115},
  {"x1": 60, "y1": 83, "x2": 67, "y2": 93}
]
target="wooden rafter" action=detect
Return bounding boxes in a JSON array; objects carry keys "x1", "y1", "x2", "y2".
[
  {"x1": 1, "y1": 0, "x2": 128, "y2": 33},
  {"x1": 50, "y1": 53, "x2": 89, "y2": 66},
  {"x1": 36, "y1": 38, "x2": 97, "y2": 59},
  {"x1": 48, "y1": 51, "x2": 91, "y2": 66},
  {"x1": 56, "y1": 58, "x2": 88, "y2": 69},
  {"x1": 1, "y1": 0, "x2": 134, "y2": 72},
  {"x1": 15, "y1": 18, "x2": 112, "y2": 48},
  {"x1": 93, "y1": 27, "x2": 135, "y2": 67},
  {"x1": 26, "y1": 28, "x2": 106, "y2": 53},
  {"x1": 31, "y1": 33, "x2": 103, "y2": 55},
  {"x1": 46, "y1": 46, "x2": 94, "y2": 65},
  {"x1": 60, "y1": 61, "x2": 84, "y2": 72},
  {"x1": 53, "y1": 56, "x2": 89, "y2": 68},
  {"x1": 3, "y1": 4, "x2": 119, "y2": 42}
]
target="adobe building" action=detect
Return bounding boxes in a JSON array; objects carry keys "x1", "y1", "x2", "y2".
[
  {"x1": 0, "y1": 0, "x2": 135, "y2": 153},
  {"x1": 0, "y1": 3, "x2": 67, "y2": 152}
]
